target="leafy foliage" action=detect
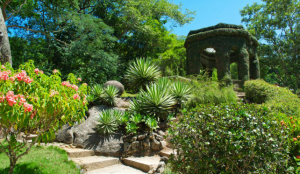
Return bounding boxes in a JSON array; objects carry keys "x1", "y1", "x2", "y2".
[
  {"x1": 0, "y1": 60, "x2": 87, "y2": 173},
  {"x1": 168, "y1": 104, "x2": 290, "y2": 173},
  {"x1": 102, "y1": 85, "x2": 119, "y2": 106}
]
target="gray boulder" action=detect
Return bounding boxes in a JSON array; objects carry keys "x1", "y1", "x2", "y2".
[
  {"x1": 73, "y1": 105, "x2": 124, "y2": 157},
  {"x1": 55, "y1": 124, "x2": 76, "y2": 144},
  {"x1": 104, "y1": 80, "x2": 124, "y2": 97}
]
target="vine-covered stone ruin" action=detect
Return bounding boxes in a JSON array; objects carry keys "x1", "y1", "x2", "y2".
[{"x1": 184, "y1": 23, "x2": 260, "y2": 83}]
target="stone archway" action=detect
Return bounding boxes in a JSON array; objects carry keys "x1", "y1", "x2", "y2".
[{"x1": 184, "y1": 23, "x2": 260, "y2": 84}]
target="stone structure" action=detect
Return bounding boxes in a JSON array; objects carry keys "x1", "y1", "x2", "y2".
[{"x1": 184, "y1": 23, "x2": 260, "y2": 83}]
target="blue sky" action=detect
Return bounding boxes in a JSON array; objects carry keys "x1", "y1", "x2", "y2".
[{"x1": 167, "y1": 0, "x2": 263, "y2": 36}]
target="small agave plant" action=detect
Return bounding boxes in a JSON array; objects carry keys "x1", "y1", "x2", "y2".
[
  {"x1": 96, "y1": 109, "x2": 124, "y2": 135},
  {"x1": 125, "y1": 58, "x2": 162, "y2": 91},
  {"x1": 102, "y1": 85, "x2": 119, "y2": 106}
]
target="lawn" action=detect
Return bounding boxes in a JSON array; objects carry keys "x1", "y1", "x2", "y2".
[{"x1": 0, "y1": 143, "x2": 80, "y2": 174}]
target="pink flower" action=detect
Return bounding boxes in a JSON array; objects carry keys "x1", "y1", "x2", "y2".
[
  {"x1": 1, "y1": 65, "x2": 5, "y2": 69},
  {"x1": 7, "y1": 91, "x2": 14, "y2": 96},
  {"x1": 9, "y1": 76, "x2": 15, "y2": 82},
  {"x1": 83, "y1": 83, "x2": 87, "y2": 86},
  {"x1": 1, "y1": 71, "x2": 9, "y2": 80},
  {"x1": 6, "y1": 91, "x2": 17, "y2": 106},
  {"x1": 23, "y1": 103, "x2": 33, "y2": 113},
  {"x1": 19, "y1": 98, "x2": 26, "y2": 106},
  {"x1": 53, "y1": 69, "x2": 58, "y2": 74},
  {"x1": 62, "y1": 81, "x2": 71, "y2": 87},
  {"x1": 78, "y1": 78, "x2": 82, "y2": 81},
  {"x1": 34, "y1": 68, "x2": 39, "y2": 75},
  {"x1": 50, "y1": 91, "x2": 59, "y2": 97},
  {"x1": 23, "y1": 77, "x2": 33, "y2": 84},
  {"x1": 294, "y1": 138, "x2": 297, "y2": 141},
  {"x1": 20, "y1": 70, "x2": 27, "y2": 77},
  {"x1": 40, "y1": 70, "x2": 44, "y2": 74},
  {"x1": 73, "y1": 94, "x2": 80, "y2": 100},
  {"x1": 71, "y1": 85, "x2": 79, "y2": 91},
  {"x1": 16, "y1": 73, "x2": 23, "y2": 81}
]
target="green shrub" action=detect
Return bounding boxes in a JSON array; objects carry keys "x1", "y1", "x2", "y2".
[
  {"x1": 125, "y1": 58, "x2": 162, "y2": 91},
  {"x1": 184, "y1": 79, "x2": 236, "y2": 108},
  {"x1": 168, "y1": 103, "x2": 290, "y2": 173},
  {"x1": 96, "y1": 109, "x2": 123, "y2": 135},
  {"x1": 244, "y1": 79, "x2": 300, "y2": 116}
]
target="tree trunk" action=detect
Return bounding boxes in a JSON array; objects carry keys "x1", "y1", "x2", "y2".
[
  {"x1": 9, "y1": 158, "x2": 16, "y2": 174},
  {"x1": 0, "y1": 8, "x2": 12, "y2": 65}
]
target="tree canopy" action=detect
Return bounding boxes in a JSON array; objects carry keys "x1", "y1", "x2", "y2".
[
  {"x1": 240, "y1": 0, "x2": 300, "y2": 91},
  {"x1": 1, "y1": 0, "x2": 195, "y2": 85}
]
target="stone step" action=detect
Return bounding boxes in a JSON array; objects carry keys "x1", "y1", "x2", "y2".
[
  {"x1": 63, "y1": 147, "x2": 95, "y2": 158},
  {"x1": 159, "y1": 147, "x2": 177, "y2": 158},
  {"x1": 236, "y1": 92, "x2": 245, "y2": 99},
  {"x1": 87, "y1": 164, "x2": 146, "y2": 174},
  {"x1": 71, "y1": 156, "x2": 120, "y2": 172},
  {"x1": 22, "y1": 134, "x2": 38, "y2": 140},
  {"x1": 122, "y1": 156, "x2": 161, "y2": 173}
]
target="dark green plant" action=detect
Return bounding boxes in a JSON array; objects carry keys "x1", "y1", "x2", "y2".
[
  {"x1": 168, "y1": 103, "x2": 290, "y2": 173},
  {"x1": 125, "y1": 58, "x2": 162, "y2": 91},
  {"x1": 96, "y1": 110, "x2": 119, "y2": 135}
]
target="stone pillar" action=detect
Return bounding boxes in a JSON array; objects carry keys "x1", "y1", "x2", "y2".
[
  {"x1": 250, "y1": 52, "x2": 260, "y2": 79},
  {"x1": 237, "y1": 47, "x2": 250, "y2": 82},
  {"x1": 216, "y1": 48, "x2": 231, "y2": 84},
  {"x1": 186, "y1": 45, "x2": 201, "y2": 75}
]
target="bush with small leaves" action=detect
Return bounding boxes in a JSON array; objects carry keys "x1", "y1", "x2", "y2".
[{"x1": 168, "y1": 103, "x2": 290, "y2": 173}]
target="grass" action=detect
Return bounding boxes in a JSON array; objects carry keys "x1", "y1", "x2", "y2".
[
  {"x1": 120, "y1": 91, "x2": 137, "y2": 98},
  {"x1": 0, "y1": 144, "x2": 80, "y2": 174}
]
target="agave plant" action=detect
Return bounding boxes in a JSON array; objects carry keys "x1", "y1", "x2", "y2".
[
  {"x1": 91, "y1": 84, "x2": 104, "y2": 100},
  {"x1": 171, "y1": 81, "x2": 192, "y2": 107},
  {"x1": 125, "y1": 58, "x2": 162, "y2": 90},
  {"x1": 102, "y1": 85, "x2": 119, "y2": 106},
  {"x1": 96, "y1": 110, "x2": 118, "y2": 135},
  {"x1": 138, "y1": 83, "x2": 176, "y2": 119}
]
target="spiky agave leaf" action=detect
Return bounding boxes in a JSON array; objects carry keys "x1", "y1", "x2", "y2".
[
  {"x1": 103, "y1": 85, "x2": 119, "y2": 106},
  {"x1": 139, "y1": 83, "x2": 176, "y2": 118},
  {"x1": 91, "y1": 84, "x2": 104, "y2": 99},
  {"x1": 96, "y1": 110, "x2": 118, "y2": 135},
  {"x1": 125, "y1": 58, "x2": 162, "y2": 90},
  {"x1": 145, "y1": 117, "x2": 159, "y2": 132},
  {"x1": 171, "y1": 81, "x2": 192, "y2": 105}
]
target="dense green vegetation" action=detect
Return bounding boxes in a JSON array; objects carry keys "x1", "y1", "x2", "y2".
[{"x1": 2, "y1": 0, "x2": 195, "y2": 85}]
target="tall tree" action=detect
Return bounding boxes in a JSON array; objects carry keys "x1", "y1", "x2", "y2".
[{"x1": 241, "y1": 0, "x2": 300, "y2": 91}]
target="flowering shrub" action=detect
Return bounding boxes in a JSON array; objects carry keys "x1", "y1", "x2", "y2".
[
  {"x1": 0, "y1": 60, "x2": 88, "y2": 174},
  {"x1": 168, "y1": 103, "x2": 290, "y2": 173}
]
